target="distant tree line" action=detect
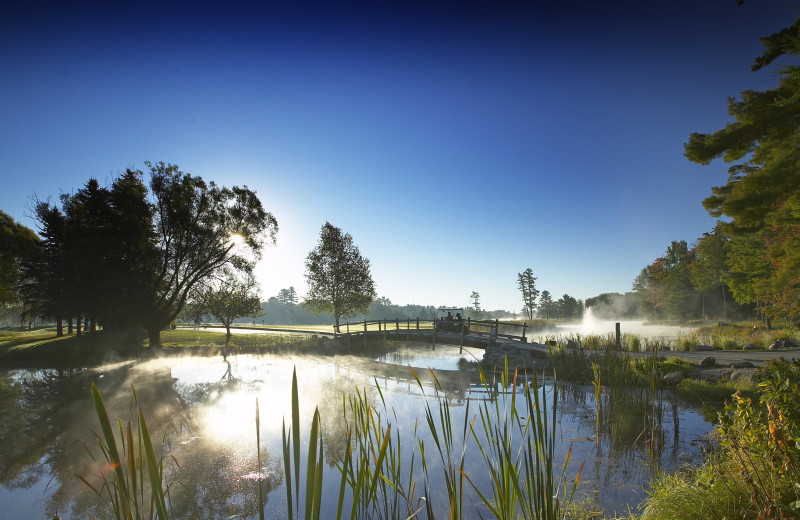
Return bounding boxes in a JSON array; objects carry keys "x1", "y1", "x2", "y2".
[{"x1": 513, "y1": 268, "x2": 585, "y2": 321}]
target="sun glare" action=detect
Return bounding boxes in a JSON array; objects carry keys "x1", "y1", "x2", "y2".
[{"x1": 228, "y1": 233, "x2": 245, "y2": 249}]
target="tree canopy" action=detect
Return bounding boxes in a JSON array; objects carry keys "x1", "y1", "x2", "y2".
[
  {"x1": 25, "y1": 162, "x2": 277, "y2": 347},
  {"x1": 303, "y1": 222, "x2": 376, "y2": 332},
  {"x1": 684, "y1": 15, "x2": 800, "y2": 323},
  {"x1": 0, "y1": 210, "x2": 39, "y2": 324},
  {"x1": 194, "y1": 272, "x2": 262, "y2": 355}
]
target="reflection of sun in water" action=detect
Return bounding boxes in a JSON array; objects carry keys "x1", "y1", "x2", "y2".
[{"x1": 200, "y1": 388, "x2": 291, "y2": 442}]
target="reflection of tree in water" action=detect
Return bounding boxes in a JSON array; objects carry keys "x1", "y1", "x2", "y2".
[
  {"x1": 313, "y1": 371, "x2": 379, "y2": 466},
  {"x1": 167, "y1": 437, "x2": 282, "y2": 518},
  {"x1": 165, "y1": 361, "x2": 283, "y2": 518},
  {"x1": 0, "y1": 363, "x2": 258, "y2": 518}
]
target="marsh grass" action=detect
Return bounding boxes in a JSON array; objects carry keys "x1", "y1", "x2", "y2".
[{"x1": 80, "y1": 383, "x2": 171, "y2": 520}]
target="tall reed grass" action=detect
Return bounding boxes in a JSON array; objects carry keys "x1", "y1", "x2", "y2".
[{"x1": 84, "y1": 363, "x2": 582, "y2": 519}]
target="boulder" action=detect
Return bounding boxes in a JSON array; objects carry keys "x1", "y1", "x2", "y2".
[
  {"x1": 730, "y1": 369, "x2": 758, "y2": 385},
  {"x1": 785, "y1": 338, "x2": 800, "y2": 349},
  {"x1": 742, "y1": 343, "x2": 759, "y2": 351},
  {"x1": 700, "y1": 356, "x2": 716, "y2": 368},
  {"x1": 695, "y1": 344, "x2": 714, "y2": 352},
  {"x1": 663, "y1": 371, "x2": 685, "y2": 386},
  {"x1": 769, "y1": 340, "x2": 785, "y2": 351},
  {"x1": 732, "y1": 361, "x2": 754, "y2": 369}
]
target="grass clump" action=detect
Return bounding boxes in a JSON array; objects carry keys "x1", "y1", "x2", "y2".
[{"x1": 673, "y1": 378, "x2": 756, "y2": 406}]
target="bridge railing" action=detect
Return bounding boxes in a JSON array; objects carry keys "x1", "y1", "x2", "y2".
[{"x1": 338, "y1": 317, "x2": 529, "y2": 343}]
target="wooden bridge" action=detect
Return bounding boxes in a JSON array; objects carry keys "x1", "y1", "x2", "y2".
[
  {"x1": 220, "y1": 317, "x2": 550, "y2": 355},
  {"x1": 328, "y1": 317, "x2": 544, "y2": 352}
]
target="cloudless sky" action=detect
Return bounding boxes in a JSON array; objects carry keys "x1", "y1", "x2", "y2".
[{"x1": 1, "y1": 0, "x2": 797, "y2": 313}]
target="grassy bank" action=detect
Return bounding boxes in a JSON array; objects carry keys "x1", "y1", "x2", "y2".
[{"x1": 0, "y1": 327, "x2": 324, "y2": 368}]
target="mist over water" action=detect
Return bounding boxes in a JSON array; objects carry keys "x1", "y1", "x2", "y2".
[
  {"x1": 556, "y1": 307, "x2": 697, "y2": 341},
  {"x1": 0, "y1": 343, "x2": 712, "y2": 518}
]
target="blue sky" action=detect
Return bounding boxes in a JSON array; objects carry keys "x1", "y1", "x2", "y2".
[{"x1": 1, "y1": 0, "x2": 797, "y2": 313}]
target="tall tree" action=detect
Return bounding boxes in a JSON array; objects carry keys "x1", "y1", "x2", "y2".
[
  {"x1": 685, "y1": 15, "x2": 800, "y2": 322},
  {"x1": 517, "y1": 268, "x2": 539, "y2": 320},
  {"x1": 303, "y1": 222, "x2": 376, "y2": 332},
  {"x1": 142, "y1": 161, "x2": 277, "y2": 347},
  {"x1": 691, "y1": 225, "x2": 731, "y2": 320},
  {"x1": 557, "y1": 294, "x2": 583, "y2": 321},
  {"x1": 538, "y1": 290, "x2": 554, "y2": 319},
  {"x1": 469, "y1": 291, "x2": 482, "y2": 320}
]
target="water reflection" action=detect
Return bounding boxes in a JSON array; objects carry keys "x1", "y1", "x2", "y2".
[{"x1": 0, "y1": 343, "x2": 712, "y2": 518}]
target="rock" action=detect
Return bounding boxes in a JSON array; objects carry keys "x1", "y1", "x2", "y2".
[
  {"x1": 695, "y1": 344, "x2": 714, "y2": 352},
  {"x1": 659, "y1": 345, "x2": 671, "y2": 352},
  {"x1": 732, "y1": 361, "x2": 754, "y2": 369},
  {"x1": 663, "y1": 371, "x2": 685, "y2": 386},
  {"x1": 769, "y1": 340, "x2": 785, "y2": 351},
  {"x1": 785, "y1": 338, "x2": 799, "y2": 349},
  {"x1": 743, "y1": 343, "x2": 759, "y2": 351},
  {"x1": 730, "y1": 369, "x2": 758, "y2": 385},
  {"x1": 700, "y1": 356, "x2": 716, "y2": 368}
]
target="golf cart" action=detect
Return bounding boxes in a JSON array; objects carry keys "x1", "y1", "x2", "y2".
[{"x1": 435, "y1": 307, "x2": 467, "y2": 334}]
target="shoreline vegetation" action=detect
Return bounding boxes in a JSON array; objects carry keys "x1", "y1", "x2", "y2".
[{"x1": 2, "y1": 321, "x2": 799, "y2": 519}]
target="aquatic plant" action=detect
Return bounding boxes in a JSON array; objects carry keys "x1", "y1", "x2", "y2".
[{"x1": 79, "y1": 383, "x2": 171, "y2": 520}]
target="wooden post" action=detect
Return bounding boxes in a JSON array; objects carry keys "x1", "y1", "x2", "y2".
[
  {"x1": 432, "y1": 321, "x2": 436, "y2": 350},
  {"x1": 364, "y1": 320, "x2": 367, "y2": 347},
  {"x1": 383, "y1": 319, "x2": 386, "y2": 345},
  {"x1": 459, "y1": 320, "x2": 464, "y2": 353},
  {"x1": 396, "y1": 318, "x2": 399, "y2": 331},
  {"x1": 522, "y1": 322, "x2": 527, "y2": 343},
  {"x1": 406, "y1": 318, "x2": 410, "y2": 342},
  {"x1": 615, "y1": 322, "x2": 621, "y2": 349},
  {"x1": 416, "y1": 317, "x2": 419, "y2": 330}
]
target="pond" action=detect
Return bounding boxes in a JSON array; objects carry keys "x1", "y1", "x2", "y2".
[{"x1": 0, "y1": 343, "x2": 713, "y2": 519}]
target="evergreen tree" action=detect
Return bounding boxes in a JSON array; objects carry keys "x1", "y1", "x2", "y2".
[
  {"x1": 517, "y1": 268, "x2": 539, "y2": 320},
  {"x1": 685, "y1": 15, "x2": 800, "y2": 322}
]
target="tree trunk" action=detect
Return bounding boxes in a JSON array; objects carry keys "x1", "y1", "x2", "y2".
[
  {"x1": 147, "y1": 327, "x2": 163, "y2": 349},
  {"x1": 721, "y1": 284, "x2": 727, "y2": 321},
  {"x1": 67, "y1": 318, "x2": 73, "y2": 334},
  {"x1": 223, "y1": 325, "x2": 231, "y2": 360},
  {"x1": 76, "y1": 316, "x2": 82, "y2": 336},
  {"x1": 334, "y1": 315, "x2": 340, "y2": 334},
  {"x1": 56, "y1": 317, "x2": 63, "y2": 337}
]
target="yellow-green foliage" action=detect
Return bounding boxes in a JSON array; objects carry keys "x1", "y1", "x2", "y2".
[
  {"x1": 583, "y1": 335, "x2": 603, "y2": 350},
  {"x1": 641, "y1": 359, "x2": 800, "y2": 520},
  {"x1": 624, "y1": 334, "x2": 641, "y2": 352}
]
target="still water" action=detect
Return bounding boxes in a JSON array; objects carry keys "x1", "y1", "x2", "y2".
[{"x1": 0, "y1": 343, "x2": 712, "y2": 519}]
